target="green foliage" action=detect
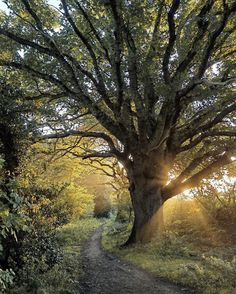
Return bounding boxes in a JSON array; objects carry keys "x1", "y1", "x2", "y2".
[
  {"x1": 115, "y1": 191, "x2": 132, "y2": 223},
  {"x1": 0, "y1": 269, "x2": 14, "y2": 293},
  {"x1": 10, "y1": 184, "x2": 70, "y2": 287},
  {"x1": 0, "y1": 136, "x2": 98, "y2": 292},
  {"x1": 0, "y1": 158, "x2": 77, "y2": 292},
  {"x1": 11, "y1": 218, "x2": 101, "y2": 294},
  {"x1": 150, "y1": 231, "x2": 198, "y2": 258},
  {"x1": 0, "y1": 185, "x2": 27, "y2": 240},
  {"x1": 59, "y1": 184, "x2": 95, "y2": 220},
  {"x1": 102, "y1": 221, "x2": 132, "y2": 250},
  {"x1": 0, "y1": 69, "x2": 97, "y2": 292},
  {"x1": 194, "y1": 178, "x2": 236, "y2": 243},
  {"x1": 103, "y1": 219, "x2": 236, "y2": 294},
  {"x1": 163, "y1": 197, "x2": 229, "y2": 247},
  {"x1": 20, "y1": 142, "x2": 96, "y2": 222},
  {"x1": 175, "y1": 256, "x2": 236, "y2": 293},
  {"x1": 94, "y1": 193, "x2": 112, "y2": 218},
  {"x1": 0, "y1": 160, "x2": 27, "y2": 293}
]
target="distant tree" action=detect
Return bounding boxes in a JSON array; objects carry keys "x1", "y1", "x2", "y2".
[
  {"x1": 0, "y1": 0, "x2": 236, "y2": 244},
  {"x1": 22, "y1": 141, "x2": 96, "y2": 220},
  {"x1": 81, "y1": 158, "x2": 131, "y2": 222}
]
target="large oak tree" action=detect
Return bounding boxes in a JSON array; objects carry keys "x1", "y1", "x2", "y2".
[{"x1": 0, "y1": 0, "x2": 236, "y2": 244}]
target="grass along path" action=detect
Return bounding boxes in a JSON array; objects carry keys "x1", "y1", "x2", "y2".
[{"x1": 102, "y1": 222, "x2": 236, "y2": 294}]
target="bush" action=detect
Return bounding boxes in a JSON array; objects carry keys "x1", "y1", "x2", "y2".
[
  {"x1": 102, "y1": 220, "x2": 236, "y2": 293},
  {"x1": 0, "y1": 269, "x2": 15, "y2": 292},
  {"x1": 12, "y1": 218, "x2": 102, "y2": 293},
  {"x1": 151, "y1": 231, "x2": 198, "y2": 258},
  {"x1": 0, "y1": 167, "x2": 28, "y2": 293},
  {"x1": 58, "y1": 184, "x2": 95, "y2": 220},
  {"x1": 94, "y1": 193, "x2": 112, "y2": 218},
  {"x1": 176, "y1": 255, "x2": 236, "y2": 292},
  {"x1": 13, "y1": 185, "x2": 66, "y2": 285}
]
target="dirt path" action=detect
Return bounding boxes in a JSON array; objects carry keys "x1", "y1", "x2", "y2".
[{"x1": 79, "y1": 228, "x2": 195, "y2": 294}]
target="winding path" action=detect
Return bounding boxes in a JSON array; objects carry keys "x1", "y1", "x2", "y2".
[{"x1": 79, "y1": 228, "x2": 194, "y2": 294}]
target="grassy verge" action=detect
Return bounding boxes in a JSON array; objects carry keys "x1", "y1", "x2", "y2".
[
  {"x1": 102, "y1": 221, "x2": 236, "y2": 294},
  {"x1": 12, "y1": 218, "x2": 102, "y2": 294}
]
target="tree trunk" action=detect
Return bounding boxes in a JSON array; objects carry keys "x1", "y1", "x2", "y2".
[{"x1": 124, "y1": 153, "x2": 168, "y2": 245}]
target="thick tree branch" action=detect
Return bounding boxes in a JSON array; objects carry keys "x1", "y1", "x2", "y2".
[
  {"x1": 179, "y1": 130, "x2": 236, "y2": 153},
  {"x1": 81, "y1": 152, "x2": 115, "y2": 160},
  {"x1": 20, "y1": 0, "x2": 44, "y2": 30},
  {"x1": 41, "y1": 129, "x2": 112, "y2": 146},
  {"x1": 74, "y1": 0, "x2": 111, "y2": 63},
  {"x1": 61, "y1": 0, "x2": 112, "y2": 110},
  {"x1": 124, "y1": 27, "x2": 145, "y2": 137},
  {"x1": 19, "y1": 0, "x2": 86, "y2": 90},
  {"x1": 177, "y1": 103, "x2": 236, "y2": 150},
  {"x1": 173, "y1": 0, "x2": 214, "y2": 78},
  {"x1": 23, "y1": 92, "x2": 67, "y2": 101},
  {"x1": 0, "y1": 28, "x2": 53, "y2": 56},
  {"x1": 169, "y1": 146, "x2": 233, "y2": 190},
  {"x1": 175, "y1": 3, "x2": 236, "y2": 100},
  {"x1": 0, "y1": 27, "x2": 110, "y2": 105},
  {"x1": 163, "y1": 152, "x2": 234, "y2": 200},
  {"x1": 162, "y1": 0, "x2": 180, "y2": 83},
  {"x1": 145, "y1": 2, "x2": 164, "y2": 63},
  {"x1": 0, "y1": 60, "x2": 73, "y2": 93},
  {"x1": 143, "y1": 3, "x2": 164, "y2": 122},
  {"x1": 39, "y1": 129, "x2": 123, "y2": 159},
  {"x1": 109, "y1": 0, "x2": 124, "y2": 112},
  {"x1": 197, "y1": 2, "x2": 236, "y2": 78}
]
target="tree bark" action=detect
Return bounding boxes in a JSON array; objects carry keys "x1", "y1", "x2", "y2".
[{"x1": 124, "y1": 153, "x2": 167, "y2": 245}]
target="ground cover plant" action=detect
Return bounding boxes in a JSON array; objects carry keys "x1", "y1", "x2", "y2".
[{"x1": 102, "y1": 194, "x2": 236, "y2": 294}]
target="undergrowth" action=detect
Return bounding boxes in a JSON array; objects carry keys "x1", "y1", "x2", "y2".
[
  {"x1": 102, "y1": 221, "x2": 236, "y2": 294},
  {"x1": 10, "y1": 218, "x2": 101, "y2": 294}
]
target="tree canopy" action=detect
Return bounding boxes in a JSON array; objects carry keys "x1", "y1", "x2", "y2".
[{"x1": 0, "y1": 0, "x2": 236, "y2": 243}]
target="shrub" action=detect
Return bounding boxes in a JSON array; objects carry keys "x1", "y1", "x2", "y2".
[
  {"x1": 58, "y1": 184, "x2": 95, "y2": 220},
  {"x1": 0, "y1": 269, "x2": 15, "y2": 292},
  {"x1": 13, "y1": 185, "x2": 66, "y2": 284},
  {"x1": 152, "y1": 231, "x2": 198, "y2": 258},
  {"x1": 176, "y1": 255, "x2": 236, "y2": 292}
]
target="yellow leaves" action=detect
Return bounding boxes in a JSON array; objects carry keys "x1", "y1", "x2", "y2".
[
  {"x1": 71, "y1": 48, "x2": 84, "y2": 61},
  {"x1": 32, "y1": 204, "x2": 40, "y2": 214},
  {"x1": 31, "y1": 195, "x2": 51, "y2": 213},
  {"x1": 18, "y1": 10, "x2": 30, "y2": 19},
  {"x1": 59, "y1": 184, "x2": 95, "y2": 220},
  {"x1": 41, "y1": 198, "x2": 51, "y2": 205},
  {"x1": 0, "y1": 50, "x2": 12, "y2": 61},
  {"x1": 0, "y1": 208, "x2": 9, "y2": 218},
  {"x1": 19, "y1": 178, "x2": 30, "y2": 188},
  {"x1": 34, "y1": 100, "x2": 44, "y2": 108},
  {"x1": 93, "y1": 8, "x2": 107, "y2": 20}
]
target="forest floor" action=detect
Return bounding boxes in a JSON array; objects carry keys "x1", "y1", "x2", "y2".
[{"x1": 79, "y1": 227, "x2": 193, "y2": 294}]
